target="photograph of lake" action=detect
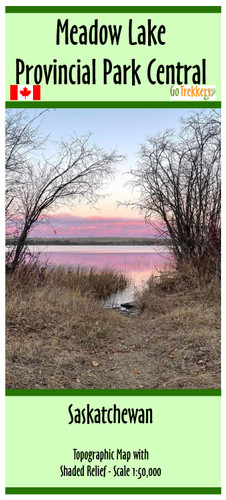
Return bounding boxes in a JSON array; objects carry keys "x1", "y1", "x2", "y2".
[{"x1": 5, "y1": 108, "x2": 221, "y2": 389}]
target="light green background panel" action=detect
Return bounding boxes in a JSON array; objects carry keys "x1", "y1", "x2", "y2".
[
  {"x1": 5, "y1": 13, "x2": 221, "y2": 101},
  {"x1": 6, "y1": 396, "x2": 220, "y2": 487}
]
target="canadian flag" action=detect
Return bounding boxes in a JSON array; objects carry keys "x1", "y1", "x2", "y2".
[{"x1": 10, "y1": 85, "x2": 41, "y2": 101}]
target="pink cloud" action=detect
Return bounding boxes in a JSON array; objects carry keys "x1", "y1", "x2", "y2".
[{"x1": 30, "y1": 213, "x2": 164, "y2": 238}]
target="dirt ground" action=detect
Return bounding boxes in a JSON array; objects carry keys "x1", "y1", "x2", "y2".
[{"x1": 6, "y1": 302, "x2": 220, "y2": 390}]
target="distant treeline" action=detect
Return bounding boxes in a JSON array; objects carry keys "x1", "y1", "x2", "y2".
[{"x1": 6, "y1": 237, "x2": 170, "y2": 246}]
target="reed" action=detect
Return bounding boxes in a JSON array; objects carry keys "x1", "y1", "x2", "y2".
[{"x1": 6, "y1": 262, "x2": 128, "y2": 300}]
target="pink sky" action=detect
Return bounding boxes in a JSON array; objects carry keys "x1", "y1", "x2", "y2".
[{"x1": 30, "y1": 213, "x2": 163, "y2": 238}]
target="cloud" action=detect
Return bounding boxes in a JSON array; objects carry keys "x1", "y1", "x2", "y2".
[{"x1": 30, "y1": 213, "x2": 163, "y2": 238}]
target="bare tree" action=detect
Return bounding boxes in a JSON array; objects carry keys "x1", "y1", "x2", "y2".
[
  {"x1": 126, "y1": 111, "x2": 221, "y2": 267},
  {"x1": 5, "y1": 109, "x2": 48, "y2": 217},
  {"x1": 6, "y1": 111, "x2": 123, "y2": 272}
]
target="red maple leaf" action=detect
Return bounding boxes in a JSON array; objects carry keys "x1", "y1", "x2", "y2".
[{"x1": 20, "y1": 86, "x2": 31, "y2": 99}]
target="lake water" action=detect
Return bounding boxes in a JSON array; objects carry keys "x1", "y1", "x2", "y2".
[{"x1": 29, "y1": 245, "x2": 171, "y2": 306}]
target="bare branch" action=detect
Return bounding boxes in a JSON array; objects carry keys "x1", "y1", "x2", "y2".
[
  {"x1": 123, "y1": 111, "x2": 221, "y2": 266},
  {"x1": 6, "y1": 111, "x2": 124, "y2": 271}
]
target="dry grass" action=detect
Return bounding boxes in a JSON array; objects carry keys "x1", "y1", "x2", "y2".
[
  {"x1": 6, "y1": 264, "x2": 127, "y2": 388},
  {"x1": 6, "y1": 263, "x2": 128, "y2": 300},
  {"x1": 133, "y1": 262, "x2": 221, "y2": 388},
  {"x1": 6, "y1": 261, "x2": 220, "y2": 389},
  {"x1": 135, "y1": 261, "x2": 220, "y2": 314}
]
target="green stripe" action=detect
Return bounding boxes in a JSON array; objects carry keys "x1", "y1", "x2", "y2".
[
  {"x1": 5, "y1": 6, "x2": 221, "y2": 14},
  {"x1": 5, "y1": 389, "x2": 221, "y2": 396},
  {"x1": 5, "y1": 101, "x2": 221, "y2": 109},
  {"x1": 5, "y1": 487, "x2": 221, "y2": 494}
]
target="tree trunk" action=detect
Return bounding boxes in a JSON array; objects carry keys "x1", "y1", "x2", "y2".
[{"x1": 10, "y1": 224, "x2": 29, "y2": 272}]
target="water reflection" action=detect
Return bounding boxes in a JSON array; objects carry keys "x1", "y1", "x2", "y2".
[{"x1": 30, "y1": 245, "x2": 171, "y2": 305}]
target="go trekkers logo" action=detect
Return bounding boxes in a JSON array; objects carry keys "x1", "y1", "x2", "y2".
[{"x1": 170, "y1": 85, "x2": 216, "y2": 101}]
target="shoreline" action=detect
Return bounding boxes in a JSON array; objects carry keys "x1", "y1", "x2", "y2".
[{"x1": 6, "y1": 237, "x2": 169, "y2": 246}]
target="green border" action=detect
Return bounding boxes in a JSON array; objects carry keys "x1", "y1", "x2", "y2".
[
  {"x1": 5, "y1": 389, "x2": 221, "y2": 396},
  {"x1": 5, "y1": 6, "x2": 221, "y2": 14},
  {"x1": 5, "y1": 487, "x2": 221, "y2": 494},
  {"x1": 5, "y1": 101, "x2": 222, "y2": 109},
  {"x1": 5, "y1": 6, "x2": 221, "y2": 13}
]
